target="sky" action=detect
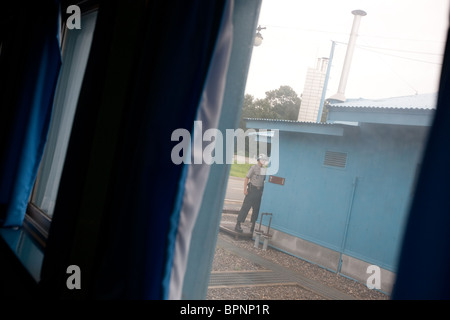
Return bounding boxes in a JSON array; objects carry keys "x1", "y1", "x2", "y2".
[{"x1": 244, "y1": 0, "x2": 450, "y2": 100}]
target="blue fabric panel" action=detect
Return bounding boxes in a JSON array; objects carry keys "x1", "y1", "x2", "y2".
[
  {"x1": 393, "y1": 28, "x2": 450, "y2": 299},
  {"x1": 132, "y1": 0, "x2": 229, "y2": 299},
  {"x1": 0, "y1": 3, "x2": 61, "y2": 227},
  {"x1": 180, "y1": 0, "x2": 263, "y2": 299},
  {"x1": 38, "y1": 0, "x2": 230, "y2": 300},
  {"x1": 163, "y1": 0, "x2": 234, "y2": 299}
]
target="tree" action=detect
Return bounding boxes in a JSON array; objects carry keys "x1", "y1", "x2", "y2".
[
  {"x1": 239, "y1": 94, "x2": 279, "y2": 130},
  {"x1": 239, "y1": 85, "x2": 301, "y2": 130},
  {"x1": 266, "y1": 85, "x2": 301, "y2": 121},
  {"x1": 239, "y1": 94, "x2": 255, "y2": 130}
]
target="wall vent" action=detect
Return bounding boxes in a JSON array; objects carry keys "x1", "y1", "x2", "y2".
[{"x1": 324, "y1": 151, "x2": 347, "y2": 168}]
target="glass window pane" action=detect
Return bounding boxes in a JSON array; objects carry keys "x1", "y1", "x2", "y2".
[{"x1": 32, "y1": 11, "x2": 97, "y2": 217}]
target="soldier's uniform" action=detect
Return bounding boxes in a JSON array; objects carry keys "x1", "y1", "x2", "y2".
[{"x1": 235, "y1": 162, "x2": 266, "y2": 233}]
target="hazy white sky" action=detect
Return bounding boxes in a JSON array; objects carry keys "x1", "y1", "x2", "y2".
[{"x1": 245, "y1": 0, "x2": 450, "y2": 100}]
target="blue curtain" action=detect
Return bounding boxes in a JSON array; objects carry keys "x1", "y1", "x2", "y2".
[
  {"x1": 0, "y1": 2, "x2": 61, "y2": 227},
  {"x1": 164, "y1": 0, "x2": 234, "y2": 299},
  {"x1": 181, "y1": 0, "x2": 262, "y2": 299},
  {"x1": 39, "y1": 0, "x2": 232, "y2": 299},
  {"x1": 393, "y1": 25, "x2": 450, "y2": 300}
]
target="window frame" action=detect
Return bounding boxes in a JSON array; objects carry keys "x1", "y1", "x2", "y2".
[{"x1": 23, "y1": 1, "x2": 99, "y2": 250}]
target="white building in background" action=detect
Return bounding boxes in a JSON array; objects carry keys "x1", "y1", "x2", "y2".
[{"x1": 297, "y1": 57, "x2": 328, "y2": 122}]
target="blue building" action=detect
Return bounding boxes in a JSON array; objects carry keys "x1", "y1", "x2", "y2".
[{"x1": 246, "y1": 93, "x2": 436, "y2": 294}]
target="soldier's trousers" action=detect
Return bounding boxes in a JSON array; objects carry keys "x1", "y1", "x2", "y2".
[{"x1": 237, "y1": 187, "x2": 263, "y2": 224}]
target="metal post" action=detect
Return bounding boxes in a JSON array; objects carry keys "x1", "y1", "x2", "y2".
[
  {"x1": 262, "y1": 237, "x2": 269, "y2": 250},
  {"x1": 317, "y1": 41, "x2": 335, "y2": 122},
  {"x1": 254, "y1": 233, "x2": 260, "y2": 248}
]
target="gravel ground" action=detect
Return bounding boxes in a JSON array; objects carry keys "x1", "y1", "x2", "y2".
[
  {"x1": 207, "y1": 284, "x2": 326, "y2": 300},
  {"x1": 206, "y1": 214, "x2": 390, "y2": 301}
]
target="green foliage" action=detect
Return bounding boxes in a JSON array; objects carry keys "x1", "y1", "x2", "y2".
[
  {"x1": 229, "y1": 163, "x2": 253, "y2": 178},
  {"x1": 239, "y1": 85, "x2": 301, "y2": 130}
]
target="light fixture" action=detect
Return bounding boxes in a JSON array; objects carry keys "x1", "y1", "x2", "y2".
[{"x1": 254, "y1": 25, "x2": 266, "y2": 47}]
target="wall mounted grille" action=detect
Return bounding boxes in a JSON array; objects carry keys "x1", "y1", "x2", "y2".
[{"x1": 324, "y1": 151, "x2": 347, "y2": 168}]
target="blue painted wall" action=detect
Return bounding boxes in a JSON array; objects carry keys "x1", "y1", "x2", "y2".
[{"x1": 260, "y1": 123, "x2": 428, "y2": 271}]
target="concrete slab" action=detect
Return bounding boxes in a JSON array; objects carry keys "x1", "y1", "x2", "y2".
[
  {"x1": 340, "y1": 254, "x2": 395, "y2": 295},
  {"x1": 257, "y1": 227, "x2": 396, "y2": 294},
  {"x1": 268, "y1": 228, "x2": 341, "y2": 272},
  {"x1": 219, "y1": 220, "x2": 253, "y2": 240}
]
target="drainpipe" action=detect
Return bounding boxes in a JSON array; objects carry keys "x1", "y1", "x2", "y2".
[{"x1": 338, "y1": 176, "x2": 358, "y2": 273}]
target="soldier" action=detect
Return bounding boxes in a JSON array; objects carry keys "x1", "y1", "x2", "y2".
[{"x1": 235, "y1": 154, "x2": 267, "y2": 233}]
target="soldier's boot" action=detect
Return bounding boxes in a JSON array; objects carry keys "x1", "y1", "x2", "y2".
[
  {"x1": 250, "y1": 222, "x2": 256, "y2": 234},
  {"x1": 235, "y1": 222, "x2": 243, "y2": 233}
]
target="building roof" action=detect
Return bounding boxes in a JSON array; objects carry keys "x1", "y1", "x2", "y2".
[
  {"x1": 244, "y1": 93, "x2": 437, "y2": 134},
  {"x1": 244, "y1": 118, "x2": 346, "y2": 136},
  {"x1": 244, "y1": 118, "x2": 333, "y2": 125},
  {"x1": 327, "y1": 93, "x2": 437, "y2": 126},
  {"x1": 328, "y1": 93, "x2": 437, "y2": 110}
]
